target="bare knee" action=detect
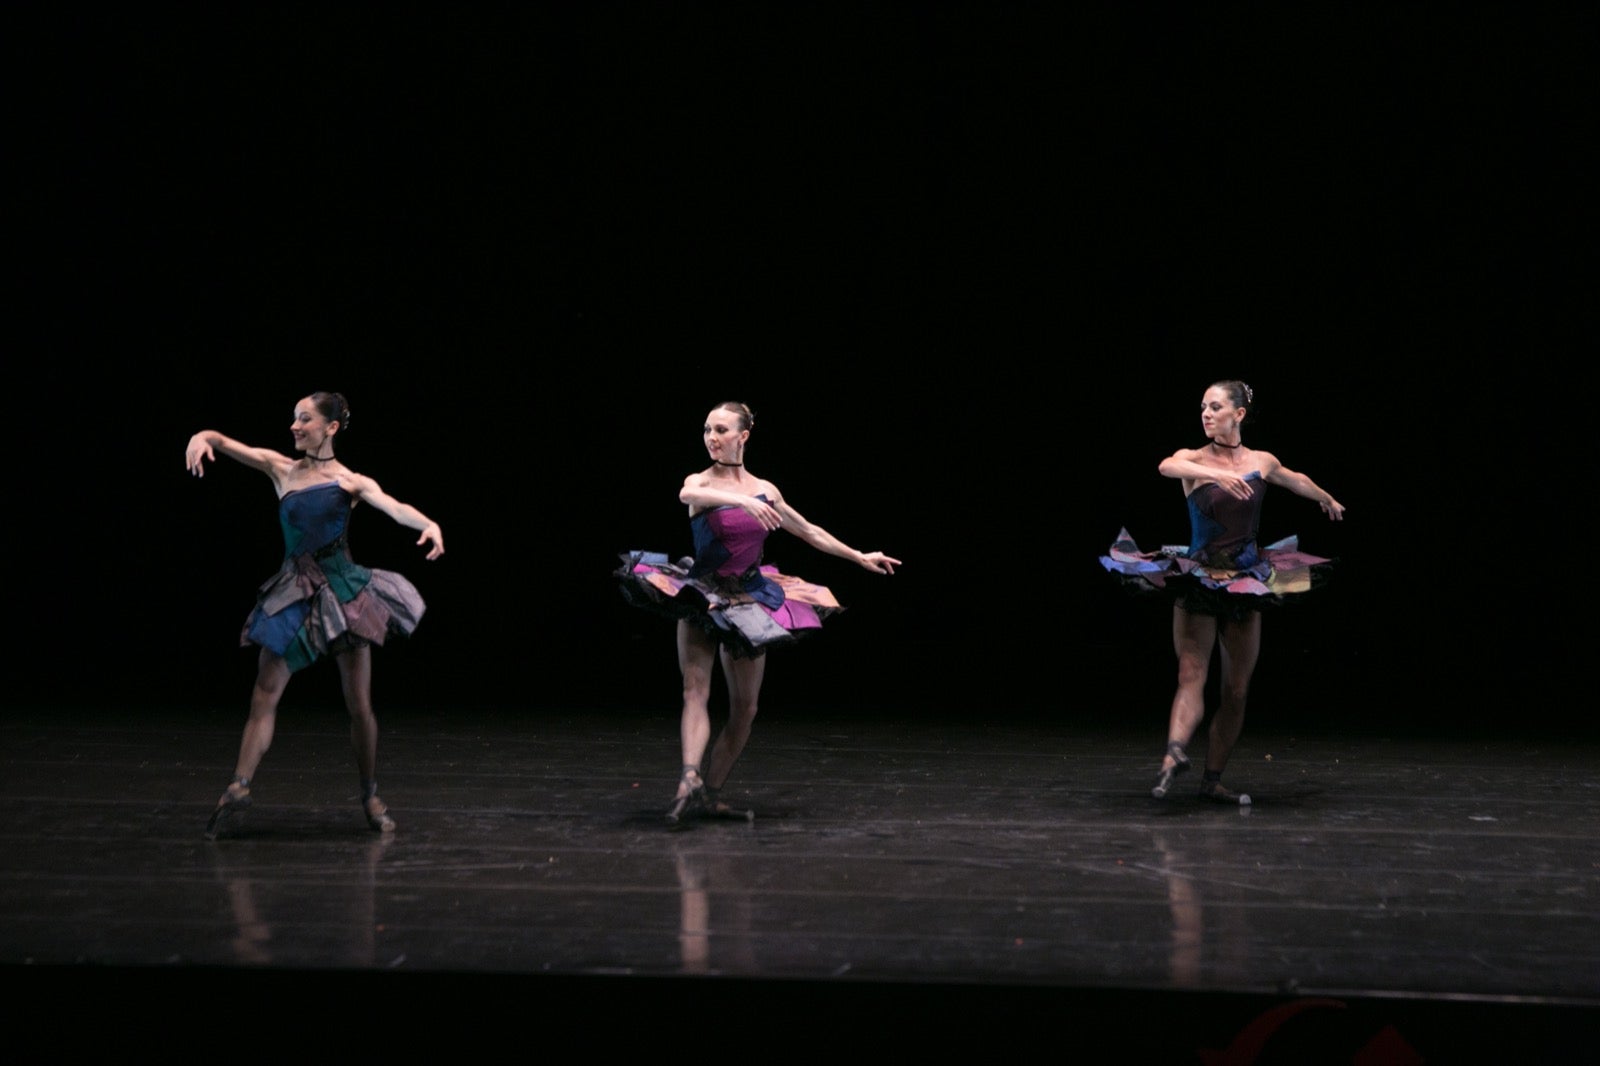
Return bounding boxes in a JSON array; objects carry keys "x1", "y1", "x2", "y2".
[
  {"x1": 1175, "y1": 656, "x2": 1209, "y2": 689},
  {"x1": 716, "y1": 707, "x2": 758, "y2": 757},
  {"x1": 681, "y1": 672, "x2": 713, "y2": 706},
  {"x1": 344, "y1": 684, "x2": 375, "y2": 721},
  {"x1": 249, "y1": 681, "x2": 286, "y2": 719},
  {"x1": 252, "y1": 651, "x2": 291, "y2": 701},
  {"x1": 727, "y1": 699, "x2": 759, "y2": 731},
  {"x1": 679, "y1": 652, "x2": 714, "y2": 703}
]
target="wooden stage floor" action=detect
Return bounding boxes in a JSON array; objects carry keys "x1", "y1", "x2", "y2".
[{"x1": 4, "y1": 703, "x2": 1596, "y2": 1061}]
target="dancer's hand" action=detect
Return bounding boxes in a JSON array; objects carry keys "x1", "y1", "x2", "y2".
[
  {"x1": 859, "y1": 551, "x2": 900, "y2": 575},
  {"x1": 418, "y1": 522, "x2": 446, "y2": 559},
  {"x1": 740, "y1": 497, "x2": 783, "y2": 532},
  {"x1": 186, "y1": 434, "x2": 215, "y2": 476}
]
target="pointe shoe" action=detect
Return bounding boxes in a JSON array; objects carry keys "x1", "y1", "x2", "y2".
[
  {"x1": 1198, "y1": 778, "x2": 1252, "y2": 806},
  {"x1": 204, "y1": 776, "x2": 252, "y2": 839},
  {"x1": 1151, "y1": 741, "x2": 1190, "y2": 799},
  {"x1": 361, "y1": 779, "x2": 397, "y2": 833},
  {"x1": 665, "y1": 765, "x2": 706, "y2": 825},
  {"x1": 703, "y1": 786, "x2": 755, "y2": 823}
]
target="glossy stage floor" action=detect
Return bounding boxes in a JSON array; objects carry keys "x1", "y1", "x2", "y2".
[{"x1": 5, "y1": 702, "x2": 1597, "y2": 1062}]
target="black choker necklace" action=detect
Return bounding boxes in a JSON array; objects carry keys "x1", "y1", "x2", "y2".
[
  {"x1": 715, "y1": 460, "x2": 742, "y2": 467},
  {"x1": 306, "y1": 453, "x2": 336, "y2": 463},
  {"x1": 1208, "y1": 439, "x2": 1242, "y2": 450}
]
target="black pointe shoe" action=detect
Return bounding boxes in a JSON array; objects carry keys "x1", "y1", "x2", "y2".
[
  {"x1": 703, "y1": 786, "x2": 755, "y2": 823},
  {"x1": 665, "y1": 766, "x2": 706, "y2": 825},
  {"x1": 361, "y1": 779, "x2": 397, "y2": 832},
  {"x1": 1151, "y1": 741, "x2": 1190, "y2": 799},
  {"x1": 1197, "y1": 778, "x2": 1252, "y2": 806},
  {"x1": 204, "y1": 776, "x2": 252, "y2": 839}
]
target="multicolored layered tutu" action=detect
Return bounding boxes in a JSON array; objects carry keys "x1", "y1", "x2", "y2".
[
  {"x1": 616, "y1": 551, "x2": 842, "y2": 658},
  {"x1": 241, "y1": 482, "x2": 425, "y2": 672},
  {"x1": 1099, "y1": 526, "x2": 1333, "y2": 620},
  {"x1": 616, "y1": 494, "x2": 844, "y2": 657}
]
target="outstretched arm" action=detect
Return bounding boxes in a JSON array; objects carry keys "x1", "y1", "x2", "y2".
[
  {"x1": 344, "y1": 473, "x2": 446, "y2": 558},
  {"x1": 769, "y1": 490, "x2": 899, "y2": 574},
  {"x1": 186, "y1": 430, "x2": 292, "y2": 481}
]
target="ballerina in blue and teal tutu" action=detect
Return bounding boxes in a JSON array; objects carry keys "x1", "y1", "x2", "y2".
[{"x1": 186, "y1": 391, "x2": 445, "y2": 838}]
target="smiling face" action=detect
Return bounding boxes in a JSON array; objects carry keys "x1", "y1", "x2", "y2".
[
  {"x1": 290, "y1": 396, "x2": 338, "y2": 454},
  {"x1": 703, "y1": 405, "x2": 749, "y2": 464},
  {"x1": 1200, "y1": 385, "x2": 1244, "y2": 440}
]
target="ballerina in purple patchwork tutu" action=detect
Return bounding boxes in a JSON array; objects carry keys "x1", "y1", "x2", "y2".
[{"x1": 618, "y1": 400, "x2": 901, "y2": 825}]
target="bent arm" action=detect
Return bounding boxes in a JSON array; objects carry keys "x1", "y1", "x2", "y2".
[
  {"x1": 1158, "y1": 448, "x2": 1255, "y2": 501},
  {"x1": 1156, "y1": 448, "x2": 1213, "y2": 482},
  {"x1": 346, "y1": 474, "x2": 446, "y2": 558},
  {"x1": 186, "y1": 430, "x2": 291, "y2": 480},
  {"x1": 1264, "y1": 462, "x2": 1345, "y2": 520},
  {"x1": 679, "y1": 474, "x2": 782, "y2": 530}
]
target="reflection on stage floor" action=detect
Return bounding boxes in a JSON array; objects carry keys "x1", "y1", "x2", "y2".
[{"x1": 3, "y1": 705, "x2": 1596, "y2": 1059}]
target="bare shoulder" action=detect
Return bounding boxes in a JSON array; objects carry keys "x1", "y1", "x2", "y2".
[
  {"x1": 238, "y1": 447, "x2": 297, "y2": 479},
  {"x1": 250, "y1": 450, "x2": 299, "y2": 491},
  {"x1": 336, "y1": 469, "x2": 382, "y2": 500},
  {"x1": 260, "y1": 450, "x2": 298, "y2": 477},
  {"x1": 1250, "y1": 449, "x2": 1284, "y2": 474}
]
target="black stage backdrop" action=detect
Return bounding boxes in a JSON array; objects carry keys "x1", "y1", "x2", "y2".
[{"x1": 13, "y1": 8, "x2": 1591, "y2": 736}]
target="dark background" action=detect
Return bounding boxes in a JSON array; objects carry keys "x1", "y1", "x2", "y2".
[{"x1": 12, "y1": 8, "x2": 1592, "y2": 737}]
